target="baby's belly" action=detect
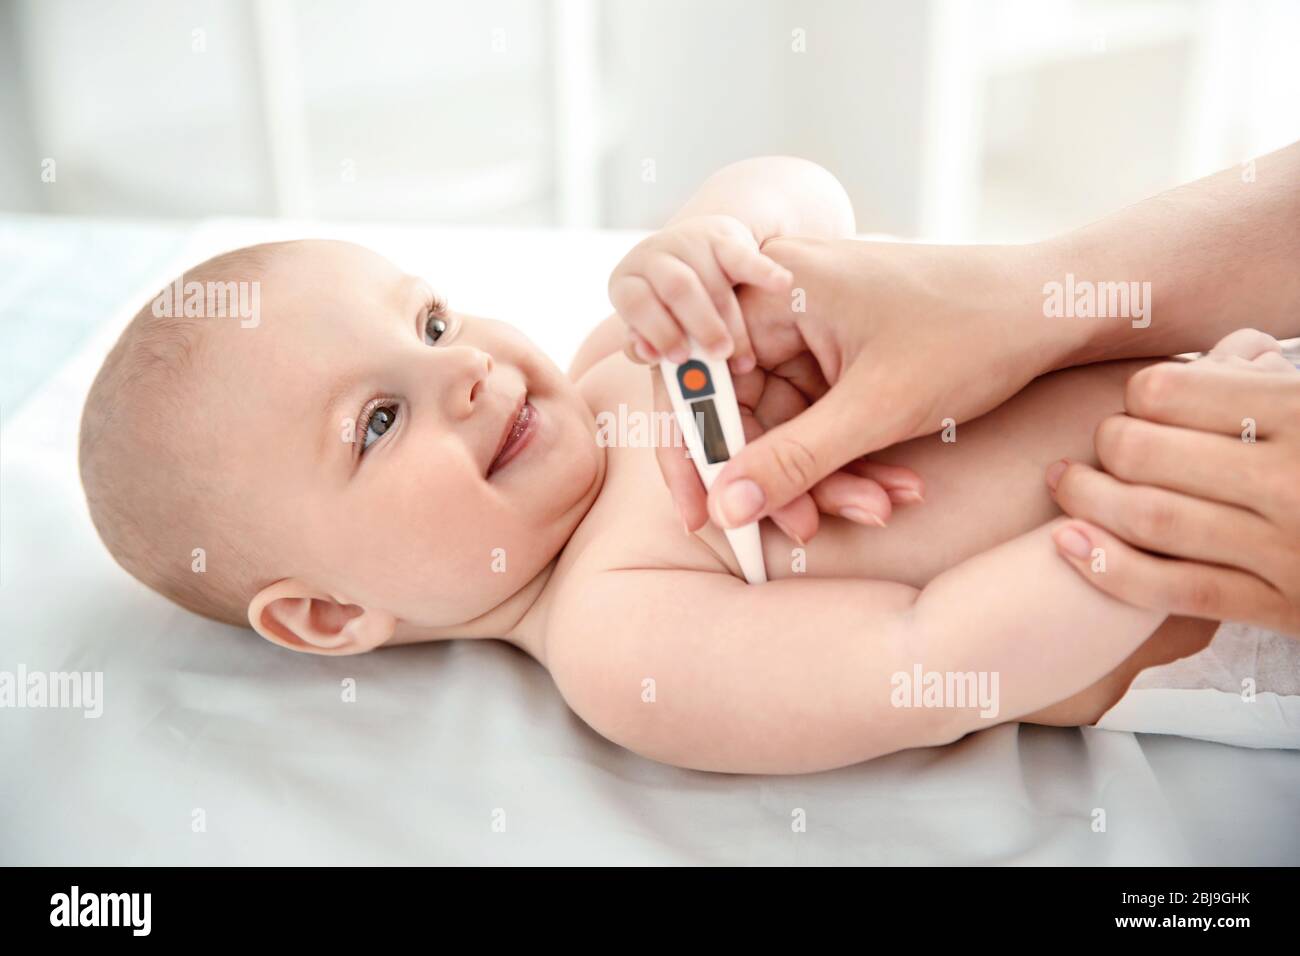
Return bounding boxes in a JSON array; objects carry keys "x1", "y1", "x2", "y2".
[{"x1": 695, "y1": 359, "x2": 1149, "y2": 588}]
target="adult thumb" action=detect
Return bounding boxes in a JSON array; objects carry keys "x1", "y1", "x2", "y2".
[{"x1": 708, "y1": 375, "x2": 879, "y2": 528}]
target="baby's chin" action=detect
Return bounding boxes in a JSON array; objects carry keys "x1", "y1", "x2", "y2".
[{"x1": 508, "y1": 390, "x2": 605, "y2": 540}]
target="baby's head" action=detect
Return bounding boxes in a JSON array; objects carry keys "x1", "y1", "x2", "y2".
[{"x1": 79, "y1": 240, "x2": 603, "y2": 654}]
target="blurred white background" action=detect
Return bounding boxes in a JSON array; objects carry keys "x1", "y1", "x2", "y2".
[{"x1": 3, "y1": 0, "x2": 1298, "y2": 242}]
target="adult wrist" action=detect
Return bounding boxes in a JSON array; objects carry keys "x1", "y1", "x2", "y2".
[
  {"x1": 951, "y1": 239, "x2": 1094, "y2": 378},
  {"x1": 1021, "y1": 233, "x2": 1126, "y2": 370}
]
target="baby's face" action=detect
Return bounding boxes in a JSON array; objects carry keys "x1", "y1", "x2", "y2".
[{"x1": 208, "y1": 241, "x2": 602, "y2": 631}]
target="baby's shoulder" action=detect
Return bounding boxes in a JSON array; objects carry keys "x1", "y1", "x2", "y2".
[{"x1": 575, "y1": 349, "x2": 652, "y2": 414}]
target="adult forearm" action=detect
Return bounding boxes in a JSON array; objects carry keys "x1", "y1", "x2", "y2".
[{"x1": 1043, "y1": 140, "x2": 1300, "y2": 366}]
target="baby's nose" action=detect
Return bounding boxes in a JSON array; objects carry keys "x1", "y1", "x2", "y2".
[{"x1": 443, "y1": 346, "x2": 494, "y2": 414}]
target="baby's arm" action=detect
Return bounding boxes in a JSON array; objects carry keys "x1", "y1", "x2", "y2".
[{"x1": 549, "y1": 520, "x2": 1163, "y2": 774}]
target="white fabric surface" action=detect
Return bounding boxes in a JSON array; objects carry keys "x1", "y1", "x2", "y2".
[
  {"x1": 2, "y1": 219, "x2": 1298, "y2": 865},
  {"x1": 1096, "y1": 622, "x2": 1300, "y2": 749}
]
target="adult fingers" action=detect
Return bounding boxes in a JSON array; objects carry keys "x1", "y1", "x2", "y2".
[
  {"x1": 650, "y1": 369, "x2": 710, "y2": 531},
  {"x1": 1094, "y1": 413, "x2": 1266, "y2": 511},
  {"x1": 1050, "y1": 459, "x2": 1284, "y2": 580},
  {"x1": 808, "y1": 472, "x2": 891, "y2": 527},
  {"x1": 707, "y1": 366, "x2": 878, "y2": 529},
  {"x1": 713, "y1": 239, "x2": 793, "y2": 295},
  {"x1": 767, "y1": 493, "x2": 821, "y2": 546},
  {"x1": 1051, "y1": 519, "x2": 1299, "y2": 634},
  {"x1": 1124, "y1": 360, "x2": 1299, "y2": 439},
  {"x1": 655, "y1": 369, "x2": 815, "y2": 542},
  {"x1": 842, "y1": 458, "x2": 925, "y2": 505}
]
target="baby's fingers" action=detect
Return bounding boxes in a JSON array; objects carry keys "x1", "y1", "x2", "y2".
[
  {"x1": 609, "y1": 275, "x2": 683, "y2": 363},
  {"x1": 719, "y1": 288, "x2": 756, "y2": 375},
  {"x1": 646, "y1": 256, "x2": 731, "y2": 361},
  {"x1": 622, "y1": 329, "x2": 660, "y2": 365},
  {"x1": 651, "y1": 371, "x2": 710, "y2": 530},
  {"x1": 687, "y1": 247, "x2": 755, "y2": 372}
]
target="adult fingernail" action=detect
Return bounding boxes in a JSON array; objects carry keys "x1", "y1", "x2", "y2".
[
  {"x1": 1045, "y1": 459, "x2": 1068, "y2": 492},
  {"x1": 842, "y1": 507, "x2": 887, "y2": 528},
  {"x1": 718, "y1": 479, "x2": 764, "y2": 526},
  {"x1": 1054, "y1": 525, "x2": 1091, "y2": 559},
  {"x1": 771, "y1": 515, "x2": 805, "y2": 547},
  {"x1": 889, "y1": 488, "x2": 924, "y2": 506},
  {"x1": 668, "y1": 344, "x2": 691, "y2": 364},
  {"x1": 633, "y1": 340, "x2": 654, "y2": 363}
]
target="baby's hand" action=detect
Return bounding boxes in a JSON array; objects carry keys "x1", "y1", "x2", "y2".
[{"x1": 608, "y1": 214, "x2": 793, "y2": 374}]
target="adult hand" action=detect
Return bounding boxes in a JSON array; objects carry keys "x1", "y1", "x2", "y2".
[
  {"x1": 1048, "y1": 329, "x2": 1300, "y2": 635},
  {"x1": 637, "y1": 235, "x2": 1078, "y2": 542},
  {"x1": 634, "y1": 142, "x2": 1300, "y2": 544},
  {"x1": 647, "y1": 354, "x2": 925, "y2": 543}
]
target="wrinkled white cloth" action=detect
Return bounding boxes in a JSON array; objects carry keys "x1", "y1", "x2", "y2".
[{"x1": 1097, "y1": 622, "x2": 1300, "y2": 749}]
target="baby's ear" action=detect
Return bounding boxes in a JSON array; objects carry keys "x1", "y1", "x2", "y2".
[{"x1": 248, "y1": 579, "x2": 395, "y2": 655}]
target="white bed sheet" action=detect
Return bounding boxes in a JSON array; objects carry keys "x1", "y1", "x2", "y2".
[{"x1": 2, "y1": 219, "x2": 1298, "y2": 865}]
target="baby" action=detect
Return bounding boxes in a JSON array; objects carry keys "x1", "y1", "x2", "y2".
[{"x1": 81, "y1": 158, "x2": 1238, "y2": 774}]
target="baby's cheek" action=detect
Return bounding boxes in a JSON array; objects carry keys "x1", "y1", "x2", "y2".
[{"x1": 366, "y1": 504, "x2": 504, "y2": 615}]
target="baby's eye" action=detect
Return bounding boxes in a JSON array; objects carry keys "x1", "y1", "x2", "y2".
[
  {"x1": 424, "y1": 310, "x2": 448, "y2": 345},
  {"x1": 362, "y1": 404, "x2": 398, "y2": 451}
]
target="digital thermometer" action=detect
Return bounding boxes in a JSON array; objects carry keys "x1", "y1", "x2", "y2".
[{"x1": 660, "y1": 348, "x2": 768, "y2": 584}]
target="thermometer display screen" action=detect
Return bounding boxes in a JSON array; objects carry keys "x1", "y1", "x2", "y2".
[{"x1": 690, "y1": 398, "x2": 730, "y2": 464}]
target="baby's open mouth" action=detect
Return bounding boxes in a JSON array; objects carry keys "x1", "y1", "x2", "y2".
[{"x1": 487, "y1": 397, "x2": 537, "y2": 477}]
